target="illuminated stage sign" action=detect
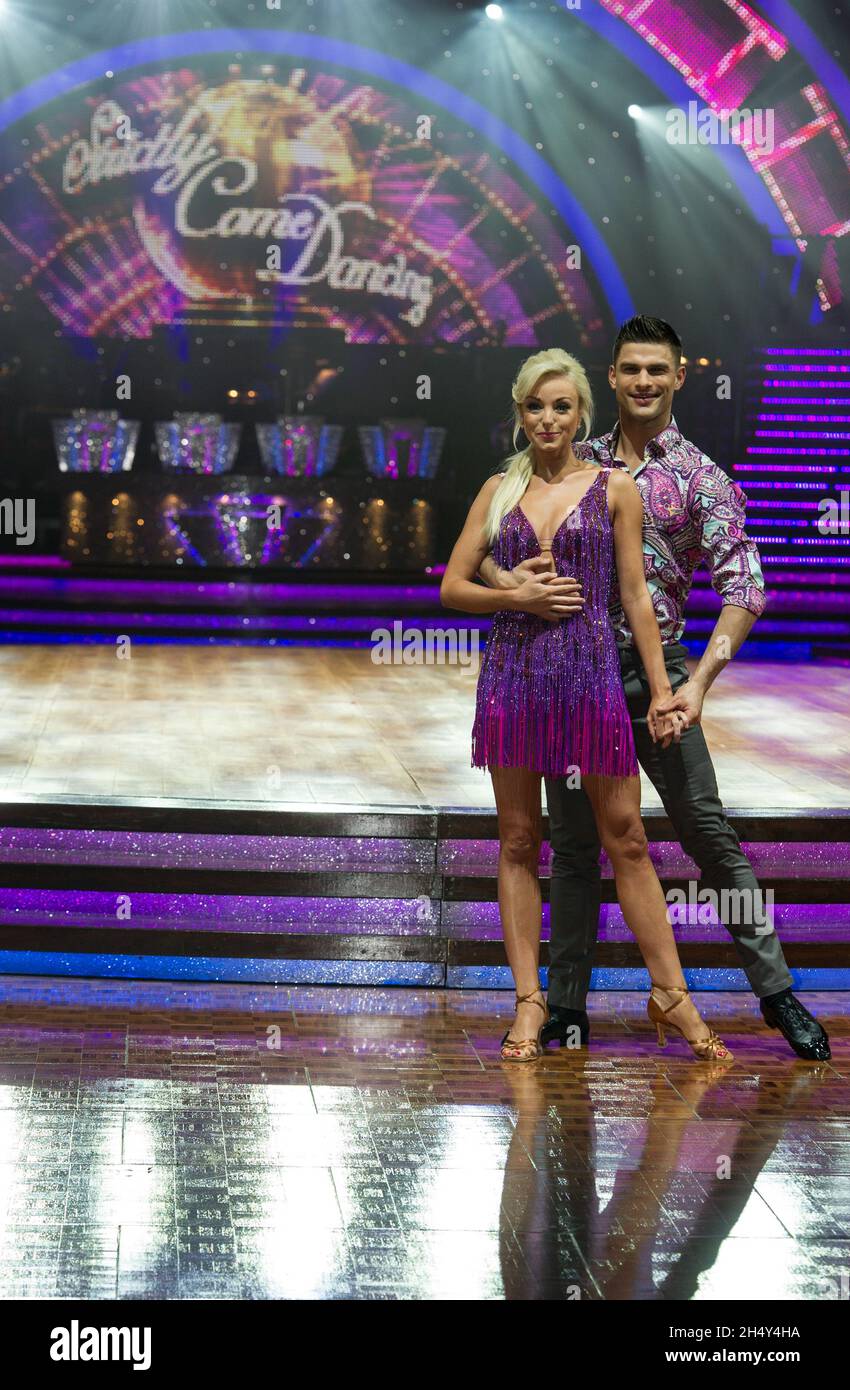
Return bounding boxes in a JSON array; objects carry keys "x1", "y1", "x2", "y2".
[
  {"x1": 0, "y1": 61, "x2": 603, "y2": 345},
  {"x1": 62, "y1": 91, "x2": 433, "y2": 329}
]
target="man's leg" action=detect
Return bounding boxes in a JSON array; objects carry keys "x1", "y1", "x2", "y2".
[
  {"x1": 622, "y1": 646, "x2": 791, "y2": 996},
  {"x1": 621, "y1": 645, "x2": 829, "y2": 1060},
  {"x1": 543, "y1": 774, "x2": 602, "y2": 1014}
]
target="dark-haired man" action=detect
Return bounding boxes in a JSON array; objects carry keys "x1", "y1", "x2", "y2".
[{"x1": 479, "y1": 315, "x2": 830, "y2": 1060}]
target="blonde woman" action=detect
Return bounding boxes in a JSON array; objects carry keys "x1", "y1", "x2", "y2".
[{"x1": 440, "y1": 349, "x2": 731, "y2": 1064}]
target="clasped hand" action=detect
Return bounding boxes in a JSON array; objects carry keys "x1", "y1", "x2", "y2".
[
  {"x1": 648, "y1": 698, "x2": 689, "y2": 747},
  {"x1": 509, "y1": 557, "x2": 696, "y2": 747},
  {"x1": 509, "y1": 555, "x2": 585, "y2": 621}
]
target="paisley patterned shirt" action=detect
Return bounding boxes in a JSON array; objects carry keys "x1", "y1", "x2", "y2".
[{"x1": 573, "y1": 417, "x2": 767, "y2": 646}]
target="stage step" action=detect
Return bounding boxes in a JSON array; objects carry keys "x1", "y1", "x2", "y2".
[{"x1": 0, "y1": 800, "x2": 847, "y2": 986}]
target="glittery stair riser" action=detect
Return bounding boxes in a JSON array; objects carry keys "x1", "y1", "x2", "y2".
[
  {"x1": 0, "y1": 830, "x2": 435, "y2": 873},
  {"x1": 445, "y1": 901, "x2": 850, "y2": 942},
  {"x1": 0, "y1": 952, "x2": 445, "y2": 986},
  {"x1": 0, "y1": 952, "x2": 849, "y2": 989},
  {"x1": 0, "y1": 888, "x2": 441, "y2": 933},
  {"x1": 448, "y1": 966, "x2": 850, "y2": 991},
  {"x1": 1, "y1": 892, "x2": 847, "y2": 942},
  {"x1": 0, "y1": 828, "x2": 844, "y2": 896},
  {"x1": 439, "y1": 839, "x2": 850, "y2": 877}
]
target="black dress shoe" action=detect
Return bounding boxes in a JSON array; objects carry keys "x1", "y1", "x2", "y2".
[
  {"x1": 540, "y1": 1007, "x2": 589, "y2": 1049},
  {"x1": 760, "y1": 992, "x2": 831, "y2": 1060}
]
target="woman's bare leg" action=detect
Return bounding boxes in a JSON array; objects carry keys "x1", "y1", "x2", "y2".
[
  {"x1": 582, "y1": 774, "x2": 716, "y2": 1045},
  {"x1": 490, "y1": 765, "x2": 546, "y2": 1055}
]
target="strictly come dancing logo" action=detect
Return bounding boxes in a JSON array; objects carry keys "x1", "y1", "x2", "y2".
[
  {"x1": 6, "y1": 59, "x2": 597, "y2": 341},
  {"x1": 60, "y1": 83, "x2": 434, "y2": 327}
]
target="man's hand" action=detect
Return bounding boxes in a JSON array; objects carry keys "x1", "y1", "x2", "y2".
[
  {"x1": 654, "y1": 680, "x2": 705, "y2": 727},
  {"x1": 478, "y1": 554, "x2": 518, "y2": 591},
  {"x1": 508, "y1": 556, "x2": 558, "y2": 586},
  {"x1": 648, "y1": 697, "x2": 689, "y2": 747}
]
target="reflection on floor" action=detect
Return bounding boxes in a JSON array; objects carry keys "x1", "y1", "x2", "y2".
[{"x1": 0, "y1": 977, "x2": 847, "y2": 1300}]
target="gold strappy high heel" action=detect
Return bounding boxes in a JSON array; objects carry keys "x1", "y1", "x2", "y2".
[
  {"x1": 647, "y1": 983, "x2": 733, "y2": 1062},
  {"x1": 500, "y1": 987, "x2": 550, "y2": 1062}
]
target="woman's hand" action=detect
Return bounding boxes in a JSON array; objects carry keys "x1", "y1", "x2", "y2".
[
  {"x1": 648, "y1": 694, "x2": 689, "y2": 747},
  {"x1": 654, "y1": 679, "x2": 705, "y2": 727}
]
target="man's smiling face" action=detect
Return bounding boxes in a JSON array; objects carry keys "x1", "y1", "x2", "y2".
[{"x1": 609, "y1": 341, "x2": 685, "y2": 427}]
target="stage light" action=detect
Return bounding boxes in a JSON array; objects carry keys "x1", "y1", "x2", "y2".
[
  {"x1": 485, "y1": 4, "x2": 505, "y2": 20},
  {"x1": 628, "y1": 105, "x2": 643, "y2": 119}
]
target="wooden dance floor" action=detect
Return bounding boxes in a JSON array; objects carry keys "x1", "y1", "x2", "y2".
[
  {"x1": 0, "y1": 975, "x2": 846, "y2": 1300},
  {"x1": 0, "y1": 645, "x2": 848, "y2": 1302},
  {"x1": 0, "y1": 645, "x2": 848, "y2": 809}
]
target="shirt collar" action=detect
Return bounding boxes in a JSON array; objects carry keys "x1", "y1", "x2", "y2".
[{"x1": 599, "y1": 416, "x2": 682, "y2": 474}]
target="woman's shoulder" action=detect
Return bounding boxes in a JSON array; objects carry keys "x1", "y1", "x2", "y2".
[
  {"x1": 480, "y1": 471, "x2": 507, "y2": 498},
  {"x1": 466, "y1": 471, "x2": 508, "y2": 522}
]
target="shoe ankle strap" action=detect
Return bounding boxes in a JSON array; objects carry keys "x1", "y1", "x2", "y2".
[
  {"x1": 516, "y1": 987, "x2": 546, "y2": 1010},
  {"x1": 651, "y1": 983, "x2": 690, "y2": 1013}
]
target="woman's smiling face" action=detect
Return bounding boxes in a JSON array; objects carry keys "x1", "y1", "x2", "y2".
[{"x1": 520, "y1": 374, "x2": 581, "y2": 453}]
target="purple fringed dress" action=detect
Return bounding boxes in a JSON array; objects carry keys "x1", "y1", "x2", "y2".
[{"x1": 471, "y1": 466, "x2": 639, "y2": 778}]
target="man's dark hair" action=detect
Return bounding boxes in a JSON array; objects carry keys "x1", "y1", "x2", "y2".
[{"x1": 613, "y1": 315, "x2": 683, "y2": 365}]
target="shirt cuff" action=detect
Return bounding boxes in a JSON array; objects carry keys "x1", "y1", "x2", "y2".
[{"x1": 719, "y1": 587, "x2": 767, "y2": 617}]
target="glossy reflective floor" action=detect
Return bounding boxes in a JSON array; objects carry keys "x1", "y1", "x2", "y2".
[{"x1": 0, "y1": 977, "x2": 848, "y2": 1301}]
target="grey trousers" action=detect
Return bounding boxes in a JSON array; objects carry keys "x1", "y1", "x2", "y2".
[{"x1": 544, "y1": 642, "x2": 793, "y2": 1006}]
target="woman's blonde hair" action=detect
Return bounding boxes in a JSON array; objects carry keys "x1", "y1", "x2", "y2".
[{"x1": 483, "y1": 348, "x2": 594, "y2": 544}]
